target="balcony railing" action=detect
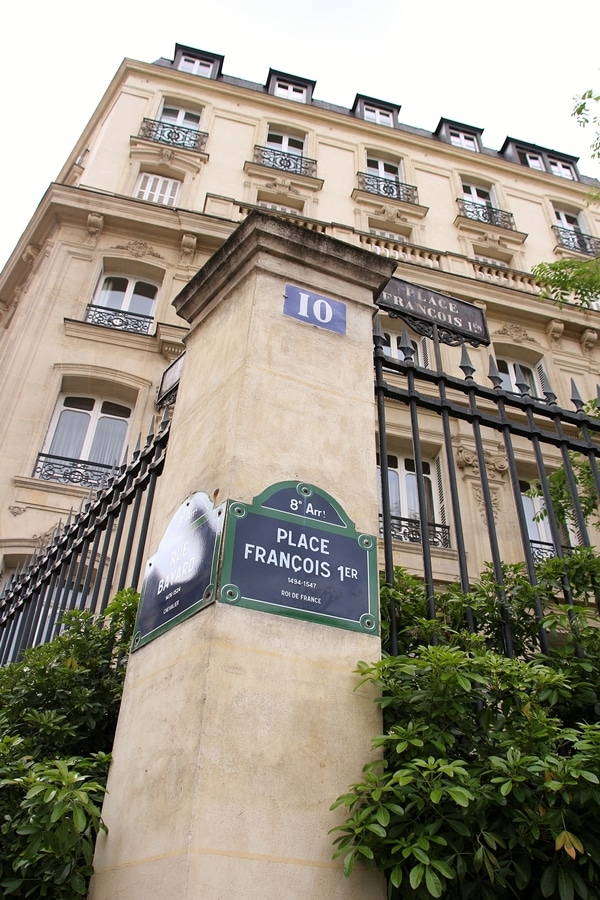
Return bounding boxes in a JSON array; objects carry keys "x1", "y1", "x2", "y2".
[
  {"x1": 33, "y1": 454, "x2": 114, "y2": 488},
  {"x1": 357, "y1": 172, "x2": 419, "y2": 204},
  {"x1": 253, "y1": 145, "x2": 317, "y2": 177},
  {"x1": 380, "y1": 515, "x2": 451, "y2": 549},
  {"x1": 138, "y1": 118, "x2": 208, "y2": 153},
  {"x1": 553, "y1": 226, "x2": 600, "y2": 256},
  {"x1": 85, "y1": 305, "x2": 153, "y2": 335},
  {"x1": 530, "y1": 540, "x2": 573, "y2": 564},
  {"x1": 456, "y1": 199, "x2": 516, "y2": 230}
]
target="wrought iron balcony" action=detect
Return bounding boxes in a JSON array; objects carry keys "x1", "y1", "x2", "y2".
[
  {"x1": 85, "y1": 305, "x2": 153, "y2": 335},
  {"x1": 138, "y1": 118, "x2": 208, "y2": 153},
  {"x1": 530, "y1": 540, "x2": 573, "y2": 563},
  {"x1": 380, "y1": 515, "x2": 451, "y2": 549},
  {"x1": 456, "y1": 199, "x2": 516, "y2": 230},
  {"x1": 357, "y1": 172, "x2": 419, "y2": 204},
  {"x1": 553, "y1": 226, "x2": 600, "y2": 256},
  {"x1": 33, "y1": 454, "x2": 114, "y2": 488},
  {"x1": 253, "y1": 145, "x2": 317, "y2": 177}
]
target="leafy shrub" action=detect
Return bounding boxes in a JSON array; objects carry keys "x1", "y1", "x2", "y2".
[
  {"x1": 0, "y1": 589, "x2": 138, "y2": 898},
  {"x1": 332, "y1": 562, "x2": 600, "y2": 899}
]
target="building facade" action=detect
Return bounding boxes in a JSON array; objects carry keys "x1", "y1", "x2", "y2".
[{"x1": 1, "y1": 41, "x2": 600, "y2": 592}]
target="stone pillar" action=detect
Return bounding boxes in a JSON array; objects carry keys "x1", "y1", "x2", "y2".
[{"x1": 90, "y1": 213, "x2": 395, "y2": 899}]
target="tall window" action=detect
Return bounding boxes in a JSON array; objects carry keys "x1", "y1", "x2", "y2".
[
  {"x1": 367, "y1": 156, "x2": 402, "y2": 182},
  {"x1": 36, "y1": 395, "x2": 133, "y2": 487},
  {"x1": 378, "y1": 454, "x2": 449, "y2": 547},
  {"x1": 496, "y1": 357, "x2": 546, "y2": 398},
  {"x1": 266, "y1": 130, "x2": 305, "y2": 157},
  {"x1": 86, "y1": 275, "x2": 159, "y2": 334},
  {"x1": 159, "y1": 104, "x2": 202, "y2": 131}
]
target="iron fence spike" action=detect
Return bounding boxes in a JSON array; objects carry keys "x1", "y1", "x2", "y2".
[
  {"x1": 487, "y1": 355, "x2": 503, "y2": 388},
  {"x1": 459, "y1": 346, "x2": 475, "y2": 380}
]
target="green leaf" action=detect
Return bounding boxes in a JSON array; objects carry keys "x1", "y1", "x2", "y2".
[
  {"x1": 425, "y1": 866, "x2": 443, "y2": 898},
  {"x1": 367, "y1": 823, "x2": 387, "y2": 837},
  {"x1": 558, "y1": 869, "x2": 575, "y2": 900},
  {"x1": 410, "y1": 863, "x2": 425, "y2": 890},
  {"x1": 73, "y1": 804, "x2": 87, "y2": 833},
  {"x1": 390, "y1": 864, "x2": 403, "y2": 888}
]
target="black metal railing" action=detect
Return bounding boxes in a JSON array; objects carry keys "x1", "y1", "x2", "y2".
[
  {"x1": 375, "y1": 320, "x2": 600, "y2": 659},
  {"x1": 138, "y1": 118, "x2": 208, "y2": 152},
  {"x1": 85, "y1": 304, "x2": 153, "y2": 334},
  {"x1": 457, "y1": 199, "x2": 516, "y2": 230},
  {"x1": 33, "y1": 454, "x2": 115, "y2": 488},
  {"x1": 529, "y1": 540, "x2": 574, "y2": 563},
  {"x1": 357, "y1": 172, "x2": 419, "y2": 204},
  {"x1": 553, "y1": 226, "x2": 600, "y2": 256},
  {"x1": 0, "y1": 414, "x2": 170, "y2": 665},
  {"x1": 381, "y1": 515, "x2": 451, "y2": 549},
  {"x1": 253, "y1": 145, "x2": 317, "y2": 177}
]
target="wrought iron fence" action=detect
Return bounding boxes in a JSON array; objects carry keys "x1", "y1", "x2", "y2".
[
  {"x1": 456, "y1": 199, "x2": 516, "y2": 230},
  {"x1": 253, "y1": 145, "x2": 317, "y2": 177},
  {"x1": 382, "y1": 514, "x2": 451, "y2": 549},
  {"x1": 138, "y1": 118, "x2": 208, "y2": 153},
  {"x1": 375, "y1": 319, "x2": 600, "y2": 658},
  {"x1": 85, "y1": 304, "x2": 153, "y2": 334},
  {"x1": 357, "y1": 172, "x2": 419, "y2": 204},
  {"x1": 0, "y1": 414, "x2": 170, "y2": 665},
  {"x1": 553, "y1": 225, "x2": 600, "y2": 256}
]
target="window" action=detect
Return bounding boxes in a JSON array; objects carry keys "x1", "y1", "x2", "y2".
[
  {"x1": 35, "y1": 396, "x2": 132, "y2": 487},
  {"x1": 381, "y1": 329, "x2": 429, "y2": 368},
  {"x1": 257, "y1": 200, "x2": 301, "y2": 215},
  {"x1": 135, "y1": 174, "x2": 181, "y2": 207},
  {"x1": 367, "y1": 156, "x2": 402, "y2": 181},
  {"x1": 461, "y1": 182, "x2": 493, "y2": 222},
  {"x1": 462, "y1": 182, "x2": 492, "y2": 208},
  {"x1": 364, "y1": 105, "x2": 393, "y2": 126},
  {"x1": 449, "y1": 130, "x2": 478, "y2": 151},
  {"x1": 496, "y1": 357, "x2": 546, "y2": 398},
  {"x1": 548, "y1": 158, "x2": 575, "y2": 180},
  {"x1": 521, "y1": 151, "x2": 545, "y2": 171},
  {"x1": 86, "y1": 275, "x2": 159, "y2": 334},
  {"x1": 160, "y1": 104, "x2": 201, "y2": 131},
  {"x1": 266, "y1": 130, "x2": 305, "y2": 157},
  {"x1": 554, "y1": 207, "x2": 582, "y2": 231},
  {"x1": 178, "y1": 56, "x2": 213, "y2": 77},
  {"x1": 274, "y1": 80, "x2": 306, "y2": 102},
  {"x1": 552, "y1": 206, "x2": 598, "y2": 254},
  {"x1": 378, "y1": 454, "x2": 449, "y2": 548}
]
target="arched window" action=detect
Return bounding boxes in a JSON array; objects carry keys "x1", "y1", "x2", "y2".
[{"x1": 86, "y1": 265, "x2": 163, "y2": 334}]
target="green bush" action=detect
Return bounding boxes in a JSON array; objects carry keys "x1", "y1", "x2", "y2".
[
  {"x1": 0, "y1": 588, "x2": 138, "y2": 898},
  {"x1": 332, "y1": 560, "x2": 600, "y2": 899}
]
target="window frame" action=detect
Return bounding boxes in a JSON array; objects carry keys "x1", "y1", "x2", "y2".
[
  {"x1": 274, "y1": 80, "x2": 307, "y2": 103},
  {"x1": 178, "y1": 55, "x2": 214, "y2": 77},
  {"x1": 42, "y1": 394, "x2": 133, "y2": 469},
  {"x1": 449, "y1": 130, "x2": 479, "y2": 151},
  {"x1": 265, "y1": 129, "x2": 305, "y2": 157},
  {"x1": 495, "y1": 356, "x2": 546, "y2": 399},
  {"x1": 159, "y1": 102, "x2": 203, "y2": 131},
  {"x1": 364, "y1": 105, "x2": 394, "y2": 127},
  {"x1": 93, "y1": 274, "x2": 159, "y2": 319},
  {"x1": 135, "y1": 173, "x2": 181, "y2": 207}
]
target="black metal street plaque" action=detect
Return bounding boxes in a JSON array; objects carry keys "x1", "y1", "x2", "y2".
[
  {"x1": 132, "y1": 493, "x2": 224, "y2": 650},
  {"x1": 377, "y1": 277, "x2": 490, "y2": 346},
  {"x1": 219, "y1": 482, "x2": 378, "y2": 634}
]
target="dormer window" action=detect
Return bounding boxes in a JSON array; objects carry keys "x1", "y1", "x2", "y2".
[
  {"x1": 449, "y1": 130, "x2": 478, "y2": 151},
  {"x1": 274, "y1": 80, "x2": 307, "y2": 102},
  {"x1": 178, "y1": 56, "x2": 214, "y2": 77},
  {"x1": 503, "y1": 139, "x2": 580, "y2": 181},
  {"x1": 435, "y1": 119, "x2": 483, "y2": 153},
  {"x1": 364, "y1": 106, "x2": 394, "y2": 127},
  {"x1": 267, "y1": 69, "x2": 315, "y2": 104}
]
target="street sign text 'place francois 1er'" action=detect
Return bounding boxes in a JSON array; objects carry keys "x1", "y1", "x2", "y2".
[
  {"x1": 219, "y1": 482, "x2": 379, "y2": 634},
  {"x1": 377, "y1": 277, "x2": 490, "y2": 346}
]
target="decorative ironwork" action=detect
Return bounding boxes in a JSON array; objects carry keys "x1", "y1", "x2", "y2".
[
  {"x1": 138, "y1": 118, "x2": 208, "y2": 152},
  {"x1": 553, "y1": 226, "x2": 600, "y2": 256},
  {"x1": 529, "y1": 540, "x2": 573, "y2": 563},
  {"x1": 456, "y1": 199, "x2": 516, "y2": 230},
  {"x1": 85, "y1": 305, "x2": 153, "y2": 334},
  {"x1": 33, "y1": 453, "x2": 114, "y2": 488},
  {"x1": 357, "y1": 172, "x2": 419, "y2": 204},
  {"x1": 253, "y1": 145, "x2": 317, "y2": 177},
  {"x1": 380, "y1": 514, "x2": 451, "y2": 549}
]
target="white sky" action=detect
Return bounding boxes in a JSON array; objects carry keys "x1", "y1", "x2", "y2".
[{"x1": 1, "y1": 0, "x2": 598, "y2": 270}]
